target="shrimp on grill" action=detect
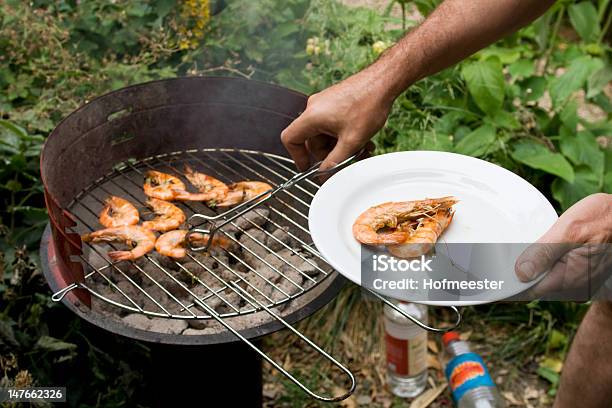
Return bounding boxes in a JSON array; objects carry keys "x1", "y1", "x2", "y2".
[
  {"x1": 99, "y1": 196, "x2": 139, "y2": 228},
  {"x1": 141, "y1": 198, "x2": 186, "y2": 232},
  {"x1": 387, "y1": 207, "x2": 455, "y2": 258},
  {"x1": 217, "y1": 181, "x2": 273, "y2": 207},
  {"x1": 155, "y1": 229, "x2": 234, "y2": 258},
  {"x1": 81, "y1": 225, "x2": 156, "y2": 261},
  {"x1": 144, "y1": 170, "x2": 186, "y2": 201},
  {"x1": 352, "y1": 196, "x2": 458, "y2": 245},
  {"x1": 173, "y1": 165, "x2": 229, "y2": 203}
]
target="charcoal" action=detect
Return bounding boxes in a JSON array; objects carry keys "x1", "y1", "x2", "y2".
[
  {"x1": 236, "y1": 311, "x2": 272, "y2": 327},
  {"x1": 138, "y1": 284, "x2": 172, "y2": 313},
  {"x1": 115, "y1": 281, "x2": 143, "y2": 304},
  {"x1": 148, "y1": 317, "x2": 188, "y2": 334},
  {"x1": 211, "y1": 252, "x2": 230, "y2": 268},
  {"x1": 148, "y1": 251, "x2": 180, "y2": 271},
  {"x1": 183, "y1": 327, "x2": 216, "y2": 335},
  {"x1": 191, "y1": 253, "x2": 218, "y2": 270},
  {"x1": 295, "y1": 260, "x2": 320, "y2": 277},
  {"x1": 278, "y1": 267, "x2": 304, "y2": 288},
  {"x1": 92, "y1": 296, "x2": 124, "y2": 317},
  {"x1": 270, "y1": 278, "x2": 301, "y2": 303},
  {"x1": 239, "y1": 229, "x2": 269, "y2": 265},
  {"x1": 265, "y1": 227, "x2": 292, "y2": 251},
  {"x1": 245, "y1": 274, "x2": 274, "y2": 304},
  {"x1": 188, "y1": 319, "x2": 209, "y2": 330},
  {"x1": 178, "y1": 261, "x2": 207, "y2": 285},
  {"x1": 253, "y1": 264, "x2": 281, "y2": 283},
  {"x1": 234, "y1": 208, "x2": 270, "y2": 230},
  {"x1": 142, "y1": 267, "x2": 186, "y2": 297},
  {"x1": 215, "y1": 290, "x2": 242, "y2": 314},
  {"x1": 122, "y1": 314, "x2": 152, "y2": 331}
]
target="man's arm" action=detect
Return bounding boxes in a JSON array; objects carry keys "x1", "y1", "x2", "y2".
[{"x1": 281, "y1": 0, "x2": 556, "y2": 171}]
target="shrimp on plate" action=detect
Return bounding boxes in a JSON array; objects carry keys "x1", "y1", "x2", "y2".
[
  {"x1": 82, "y1": 225, "x2": 156, "y2": 261},
  {"x1": 141, "y1": 198, "x2": 186, "y2": 232},
  {"x1": 155, "y1": 229, "x2": 234, "y2": 258},
  {"x1": 352, "y1": 196, "x2": 458, "y2": 245},
  {"x1": 387, "y1": 207, "x2": 455, "y2": 258},
  {"x1": 99, "y1": 196, "x2": 139, "y2": 228}
]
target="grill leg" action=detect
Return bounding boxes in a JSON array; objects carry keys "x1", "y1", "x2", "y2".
[{"x1": 149, "y1": 340, "x2": 263, "y2": 407}]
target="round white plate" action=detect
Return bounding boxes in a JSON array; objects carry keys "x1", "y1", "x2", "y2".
[{"x1": 308, "y1": 151, "x2": 558, "y2": 306}]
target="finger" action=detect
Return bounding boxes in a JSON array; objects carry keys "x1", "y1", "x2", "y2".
[
  {"x1": 521, "y1": 259, "x2": 567, "y2": 299},
  {"x1": 307, "y1": 134, "x2": 336, "y2": 162},
  {"x1": 515, "y1": 221, "x2": 576, "y2": 282},
  {"x1": 281, "y1": 114, "x2": 320, "y2": 171},
  {"x1": 319, "y1": 136, "x2": 361, "y2": 172}
]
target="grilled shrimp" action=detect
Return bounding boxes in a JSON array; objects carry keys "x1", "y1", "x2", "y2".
[
  {"x1": 352, "y1": 196, "x2": 458, "y2": 245},
  {"x1": 82, "y1": 225, "x2": 156, "y2": 261},
  {"x1": 99, "y1": 196, "x2": 139, "y2": 228},
  {"x1": 173, "y1": 165, "x2": 229, "y2": 202},
  {"x1": 141, "y1": 198, "x2": 186, "y2": 232},
  {"x1": 217, "y1": 181, "x2": 273, "y2": 207},
  {"x1": 144, "y1": 170, "x2": 186, "y2": 201},
  {"x1": 387, "y1": 208, "x2": 455, "y2": 258},
  {"x1": 155, "y1": 229, "x2": 234, "y2": 258}
]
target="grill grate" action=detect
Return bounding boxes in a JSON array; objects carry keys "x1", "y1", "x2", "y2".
[{"x1": 65, "y1": 148, "x2": 335, "y2": 320}]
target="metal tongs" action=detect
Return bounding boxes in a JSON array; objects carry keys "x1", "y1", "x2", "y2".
[{"x1": 186, "y1": 151, "x2": 361, "y2": 251}]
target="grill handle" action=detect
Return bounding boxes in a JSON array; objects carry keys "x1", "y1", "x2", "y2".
[{"x1": 186, "y1": 149, "x2": 363, "y2": 251}]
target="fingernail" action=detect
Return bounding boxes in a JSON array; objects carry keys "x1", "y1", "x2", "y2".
[{"x1": 518, "y1": 261, "x2": 536, "y2": 281}]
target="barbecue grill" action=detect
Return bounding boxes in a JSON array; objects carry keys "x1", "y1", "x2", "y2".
[{"x1": 40, "y1": 76, "x2": 460, "y2": 405}]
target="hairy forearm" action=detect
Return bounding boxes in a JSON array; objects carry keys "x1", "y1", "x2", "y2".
[{"x1": 368, "y1": 0, "x2": 556, "y2": 102}]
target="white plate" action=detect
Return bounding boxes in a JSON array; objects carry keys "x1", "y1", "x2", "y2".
[{"x1": 308, "y1": 151, "x2": 558, "y2": 306}]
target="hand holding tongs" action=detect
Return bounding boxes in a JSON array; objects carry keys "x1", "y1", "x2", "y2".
[{"x1": 186, "y1": 150, "x2": 364, "y2": 251}]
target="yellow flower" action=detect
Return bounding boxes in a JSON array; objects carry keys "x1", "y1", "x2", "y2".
[
  {"x1": 179, "y1": 39, "x2": 191, "y2": 50},
  {"x1": 372, "y1": 40, "x2": 389, "y2": 55}
]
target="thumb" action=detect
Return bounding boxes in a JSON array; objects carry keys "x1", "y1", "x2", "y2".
[
  {"x1": 319, "y1": 137, "x2": 361, "y2": 173},
  {"x1": 515, "y1": 222, "x2": 575, "y2": 282}
]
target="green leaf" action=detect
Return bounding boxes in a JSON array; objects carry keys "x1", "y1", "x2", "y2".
[
  {"x1": 559, "y1": 100, "x2": 579, "y2": 130},
  {"x1": 604, "y1": 172, "x2": 612, "y2": 193},
  {"x1": 547, "y1": 329, "x2": 568, "y2": 350},
  {"x1": 568, "y1": 2, "x2": 601, "y2": 43},
  {"x1": 549, "y1": 56, "x2": 604, "y2": 107},
  {"x1": 419, "y1": 131, "x2": 453, "y2": 151},
  {"x1": 522, "y1": 76, "x2": 547, "y2": 102},
  {"x1": 511, "y1": 140, "x2": 575, "y2": 182},
  {"x1": 434, "y1": 111, "x2": 463, "y2": 135},
  {"x1": 461, "y1": 57, "x2": 505, "y2": 116},
  {"x1": 478, "y1": 47, "x2": 521, "y2": 64},
  {"x1": 35, "y1": 335, "x2": 78, "y2": 352},
  {"x1": 487, "y1": 110, "x2": 520, "y2": 130},
  {"x1": 508, "y1": 59, "x2": 535, "y2": 80},
  {"x1": 587, "y1": 64, "x2": 612, "y2": 98},
  {"x1": 537, "y1": 366, "x2": 560, "y2": 385},
  {"x1": 552, "y1": 166, "x2": 600, "y2": 210},
  {"x1": 454, "y1": 124, "x2": 497, "y2": 157},
  {"x1": 560, "y1": 130, "x2": 604, "y2": 175}
]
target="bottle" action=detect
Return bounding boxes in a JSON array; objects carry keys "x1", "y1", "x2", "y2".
[
  {"x1": 383, "y1": 301, "x2": 428, "y2": 398},
  {"x1": 442, "y1": 331, "x2": 505, "y2": 408}
]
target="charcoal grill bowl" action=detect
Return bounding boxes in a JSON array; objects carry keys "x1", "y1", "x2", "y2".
[{"x1": 40, "y1": 76, "x2": 347, "y2": 346}]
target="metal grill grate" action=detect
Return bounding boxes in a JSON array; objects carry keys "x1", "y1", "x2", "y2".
[{"x1": 64, "y1": 148, "x2": 335, "y2": 320}]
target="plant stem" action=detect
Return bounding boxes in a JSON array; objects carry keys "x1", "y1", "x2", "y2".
[
  {"x1": 598, "y1": 2, "x2": 612, "y2": 44},
  {"x1": 543, "y1": 6, "x2": 564, "y2": 73}
]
